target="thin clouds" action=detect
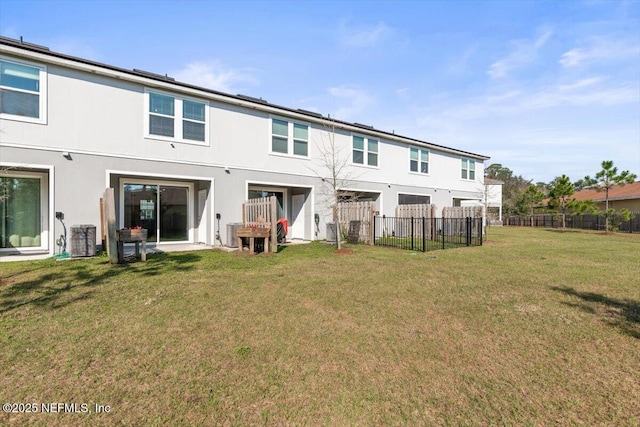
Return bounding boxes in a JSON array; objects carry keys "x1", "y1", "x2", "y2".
[
  {"x1": 487, "y1": 28, "x2": 553, "y2": 79},
  {"x1": 338, "y1": 21, "x2": 392, "y2": 48},
  {"x1": 172, "y1": 61, "x2": 259, "y2": 93},
  {"x1": 327, "y1": 85, "x2": 376, "y2": 120},
  {"x1": 559, "y1": 36, "x2": 640, "y2": 68}
]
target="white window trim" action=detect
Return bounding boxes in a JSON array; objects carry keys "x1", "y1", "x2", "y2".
[
  {"x1": 143, "y1": 88, "x2": 209, "y2": 146},
  {"x1": 268, "y1": 116, "x2": 310, "y2": 158},
  {"x1": 0, "y1": 168, "x2": 50, "y2": 253},
  {"x1": 409, "y1": 146, "x2": 429, "y2": 175},
  {"x1": 0, "y1": 56, "x2": 48, "y2": 125},
  {"x1": 461, "y1": 158, "x2": 476, "y2": 181},
  {"x1": 118, "y1": 177, "x2": 194, "y2": 244},
  {"x1": 352, "y1": 134, "x2": 379, "y2": 168}
]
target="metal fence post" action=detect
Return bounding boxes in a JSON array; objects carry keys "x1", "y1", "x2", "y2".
[
  {"x1": 373, "y1": 215, "x2": 377, "y2": 246},
  {"x1": 422, "y1": 216, "x2": 426, "y2": 252},
  {"x1": 442, "y1": 218, "x2": 445, "y2": 250},
  {"x1": 410, "y1": 217, "x2": 414, "y2": 251}
]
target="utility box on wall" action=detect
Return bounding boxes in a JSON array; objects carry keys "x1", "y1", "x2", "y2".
[{"x1": 70, "y1": 225, "x2": 96, "y2": 257}]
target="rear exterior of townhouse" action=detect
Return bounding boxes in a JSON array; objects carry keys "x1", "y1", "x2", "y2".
[{"x1": 0, "y1": 36, "x2": 490, "y2": 258}]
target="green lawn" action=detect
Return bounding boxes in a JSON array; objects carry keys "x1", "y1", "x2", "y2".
[{"x1": 1, "y1": 227, "x2": 639, "y2": 426}]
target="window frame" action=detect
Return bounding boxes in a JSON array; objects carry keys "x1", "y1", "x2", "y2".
[
  {"x1": 461, "y1": 158, "x2": 476, "y2": 180},
  {"x1": 409, "y1": 146, "x2": 429, "y2": 174},
  {"x1": 352, "y1": 134, "x2": 379, "y2": 167},
  {"x1": 398, "y1": 193, "x2": 431, "y2": 205},
  {"x1": 269, "y1": 116, "x2": 310, "y2": 158},
  {"x1": 0, "y1": 56, "x2": 47, "y2": 124},
  {"x1": 144, "y1": 89, "x2": 209, "y2": 146},
  {"x1": 0, "y1": 169, "x2": 49, "y2": 252}
]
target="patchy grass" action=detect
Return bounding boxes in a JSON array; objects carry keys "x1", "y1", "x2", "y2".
[{"x1": 1, "y1": 227, "x2": 639, "y2": 426}]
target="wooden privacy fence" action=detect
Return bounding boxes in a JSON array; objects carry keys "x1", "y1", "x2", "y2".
[
  {"x1": 242, "y1": 195, "x2": 277, "y2": 252},
  {"x1": 335, "y1": 201, "x2": 376, "y2": 244},
  {"x1": 396, "y1": 203, "x2": 437, "y2": 219},
  {"x1": 442, "y1": 206, "x2": 484, "y2": 236},
  {"x1": 394, "y1": 204, "x2": 438, "y2": 239}
]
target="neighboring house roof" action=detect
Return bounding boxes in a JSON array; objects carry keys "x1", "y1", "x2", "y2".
[
  {"x1": 572, "y1": 181, "x2": 640, "y2": 202},
  {"x1": 0, "y1": 35, "x2": 490, "y2": 161},
  {"x1": 484, "y1": 178, "x2": 504, "y2": 185}
]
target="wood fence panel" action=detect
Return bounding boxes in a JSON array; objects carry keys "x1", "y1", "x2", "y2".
[
  {"x1": 103, "y1": 188, "x2": 118, "y2": 264},
  {"x1": 336, "y1": 201, "x2": 375, "y2": 243},
  {"x1": 441, "y1": 206, "x2": 483, "y2": 236},
  {"x1": 395, "y1": 204, "x2": 437, "y2": 239}
]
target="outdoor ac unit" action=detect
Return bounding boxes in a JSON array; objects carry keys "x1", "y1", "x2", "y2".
[
  {"x1": 226, "y1": 223, "x2": 243, "y2": 248},
  {"x1": 326, "y1": 222, "x2": 337, "y2": 243},
  {"x1": 70, "y1": 225, "x2": 96, "y2": 257}
]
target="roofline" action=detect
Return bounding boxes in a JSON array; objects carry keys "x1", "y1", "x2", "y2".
[
  {"x1": 0, "y1": 36, "x2": 490, "y2": 161},
  {"x1": 578, "y1": 195, "x2": 640, "y2": 202}
]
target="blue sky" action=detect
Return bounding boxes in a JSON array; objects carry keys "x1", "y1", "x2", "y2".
[{"x1": 1, "y1": 0, "x2": 639, "y2": 183}]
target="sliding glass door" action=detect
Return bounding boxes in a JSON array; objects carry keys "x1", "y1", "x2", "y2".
[
  {"x1": 1, "y1": 172, "x2": 46, "y2": 250},
  {"x1": 122, "y1": 180, "x2": 191, "y2": 243}
]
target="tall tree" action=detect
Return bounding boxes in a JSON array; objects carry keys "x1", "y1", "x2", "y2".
[
  {"x1": 548, "y1": 175, "x2": 575, "y2": 228},
  {"x1": 593, "y1": 161, "x2": 637, "y2": 231}
]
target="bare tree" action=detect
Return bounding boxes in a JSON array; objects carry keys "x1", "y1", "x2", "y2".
[{"x1": 309, "y1": 117, "x2": 360, "y2": 250}]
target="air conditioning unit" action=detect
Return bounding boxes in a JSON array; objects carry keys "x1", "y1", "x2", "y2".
[
  {"x1": 70, "y1": 225, "x2": 96, "y2": 257},
  {"x1": 226, "y1": 223, "x2": 243, "y2": 248},
  {"x1": 326, "y1": 222, "x2": 337, "y2": 243}
]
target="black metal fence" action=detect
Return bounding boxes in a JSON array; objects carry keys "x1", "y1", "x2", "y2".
[
  {"x1": 373, "y1": 216, "x2": 483, "y2": 252},
  {"x1": 504, "y1": 212, "x2": 640, "y2": 233}
]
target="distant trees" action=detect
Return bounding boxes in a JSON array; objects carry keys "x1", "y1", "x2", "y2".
[
  {"x1": 484, "y1": 164, "x2": 531, "y2": 216},
  {"x1": 515, "y1": 185, "x2": 545, "y2": 217},
  {"x1": 573, "y1": 176, "x2": 597, "y2": 191},
  {"x1": 487, "y1": 160, "x2": 638, "y2": 232}
]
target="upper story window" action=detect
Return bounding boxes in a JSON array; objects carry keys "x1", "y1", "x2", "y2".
[
  {"x1": 146, "y1": 90, "x2": 208, "y2": 144},
  {"x1": 0, "y1": 58, "x2": 47, "y2": 124},
  {"x1": 410, "y1": 147, "x2": 429, "y2": 174},
  {"x1": 461, "y1": 158, "x2": 476, "y2": 180},
  {"x1": 353, "y1": 135, "x2": 378, "y2": 167},
  {"x1": 271, "y1": 118, "x2": 308, "y2": 157}
]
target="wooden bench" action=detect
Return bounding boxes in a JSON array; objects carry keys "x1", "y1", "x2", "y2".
[
  {"x1": 236, "y1": 227, "x2": 271, "y2": 254},
  {"x1": 116, "y1": 229, "x2": 147, "y2": 263}
]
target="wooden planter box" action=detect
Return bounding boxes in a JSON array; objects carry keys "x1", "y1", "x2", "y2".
[
  {"x1": 116, "y1": 229, "x2": 148, "y2": 241},
  {"x1": 236, "y1": 227, "x2": 271, "y2": 254},
  {"x1": 116, "y1": 229, "x2": 148, "y2": 262}
]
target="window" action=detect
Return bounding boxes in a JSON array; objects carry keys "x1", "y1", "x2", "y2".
[
  {"x1": 0, "y1": 58, "x2": 46, "y2": 123},
  {"x1": 398, "y1": 194, "x2": 430, "y2": 205},
  {"x1": 1, "y1": 171, "x2": 48, "y2": 250},
  {"x1": 410, "y1": 147, "x2": 429, "y2": 174},
  {"x1": 146, "y1": 90, "x2": 208, "y2": 144},
  {"x1": 270, "y1": 118, "x2": 308, "y2": 157},
  {"x1": 353, "y1": 135, "x2": 378, "y2": 166},
  {"x1": 462, "y1": 158, "x2": 476, "y2": 180}
]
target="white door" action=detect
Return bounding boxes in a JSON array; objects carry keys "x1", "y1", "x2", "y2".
[
  {"x1": 197, "y1": 189, "x2": 208, "y2": 244},
  {"x1": 291, "y1": 194, "x2": 305, "y2": 240}
]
